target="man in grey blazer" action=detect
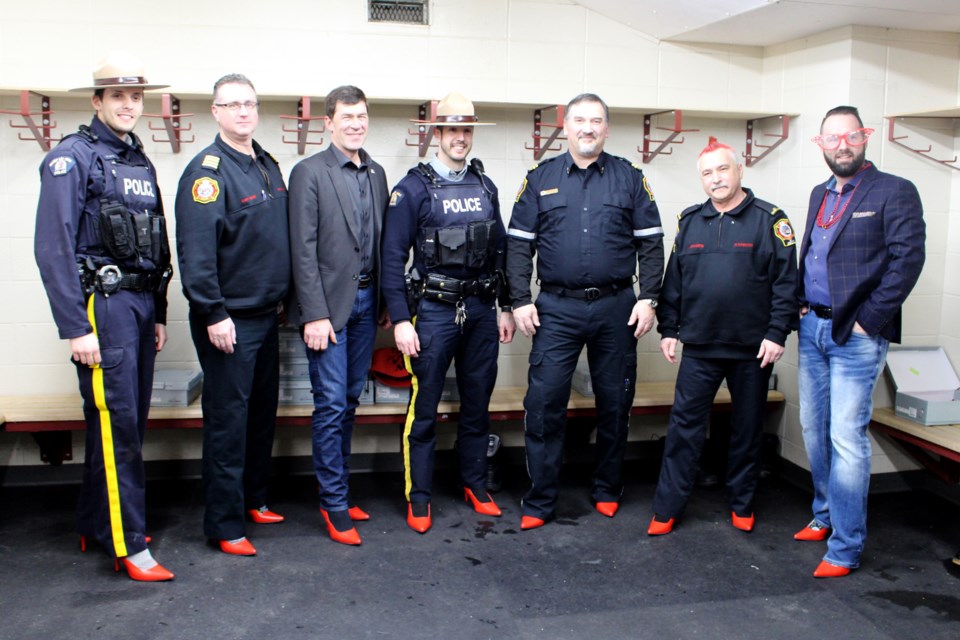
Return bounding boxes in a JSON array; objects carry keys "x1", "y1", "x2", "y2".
[{"x1": 288, "y1": 85, "x2": 389, "y2": 546}]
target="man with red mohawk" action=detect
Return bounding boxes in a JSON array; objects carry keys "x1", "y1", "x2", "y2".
[{"x1": 647, "y1": 137, "x2": 798, "y2": 536}]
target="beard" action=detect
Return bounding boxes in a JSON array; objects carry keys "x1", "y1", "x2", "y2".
[{"x1": 824, "y1": 148, "x2": 866, "y2": 178}]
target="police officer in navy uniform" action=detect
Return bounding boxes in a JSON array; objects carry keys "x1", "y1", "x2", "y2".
[
  {"x1": 646, "y1": 137, "x2": 798, "y2": 537},
  {"x1": 382, "y1": 93, "x2": 515, "y2": 534},
  {"x1": 175, "y1": 74, "x2": 290, "y2": 557},
  {"x1": 506, "y1": 93, "x2": 665, "y2": 530},
  {"x1": 34, "y1": 51, "x2": 174, "y2": 581}
]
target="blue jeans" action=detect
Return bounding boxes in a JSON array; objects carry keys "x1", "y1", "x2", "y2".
[
  {"x1": 798, "y1": 312, "x2": 889, "y2": 568},
  {"x1": 306, "y1": 285, "x2": 377, "y2": 512}
]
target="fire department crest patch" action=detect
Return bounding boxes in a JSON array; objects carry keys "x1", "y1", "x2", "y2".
[
  {"x1": 192, "y1": 177, "x2": 220, "y2": 204},
  {"x1": 773, "y1": 218, "x2": 795, "y2": 246}
]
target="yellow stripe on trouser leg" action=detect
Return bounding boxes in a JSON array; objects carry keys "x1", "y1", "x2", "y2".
[
  {"x1": 87, "y1": 294, "x2": 127, "y2": 558},
  {"x1": 401, "y1": 315, "x2": 419, "y2": 502}
]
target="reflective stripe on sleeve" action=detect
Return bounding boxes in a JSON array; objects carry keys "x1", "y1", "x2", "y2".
[
  {"x1": 634, "y1": 226, "x2": 664, "y2": 238},
  {"x1": 508, "y1": 228, "x2": 537, "y2": 241}
]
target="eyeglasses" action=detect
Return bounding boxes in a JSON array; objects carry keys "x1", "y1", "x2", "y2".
[
  {"x1": 811, "y1": 128, "x2": 874, "y2": 150},
  {"x1": 214, "y1": 101, "x2": 259, "y2": 112}
]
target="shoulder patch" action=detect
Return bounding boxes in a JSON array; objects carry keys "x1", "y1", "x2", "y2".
[
  {"x1": 201, "y1": 155, "x2": 221, "y2": 170},
  {"x1": 47, "y1": 156, "x2": 76, "y2": 177},
  {"x1": 642, "y1": 176, "x2": 656, "y2": 202},
  {"x1": 192, "y1": 177, "x2": 220, "y2": 204},
  {"x1": 773, "y1": 218, "x2": 796, "y2": 246},
  {"x1": 389, "y1": 190, "x2": 403, "y2": 207},
  {"x1": 515, "y1": 177, "x2": 529, "y2": 203}
]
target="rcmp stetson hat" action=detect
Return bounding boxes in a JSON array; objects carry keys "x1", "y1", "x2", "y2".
[
  {"x1": 70, "y1": 50, "x2": 169, "y2": 92},
  {"x1": 411, "y1": 92, "x2": 495, "y2": 126},
  {"x1": 369, "y1": 348, "x2": 412, "y2": 388}
]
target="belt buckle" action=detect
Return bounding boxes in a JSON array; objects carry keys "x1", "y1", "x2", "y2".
[{"x1": 584, "y1": 287, "x2": 601, "y2": 301}]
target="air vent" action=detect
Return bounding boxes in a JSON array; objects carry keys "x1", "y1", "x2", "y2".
[{"x1": 369, "y1": 1, "x2": 428, "y2": 25}]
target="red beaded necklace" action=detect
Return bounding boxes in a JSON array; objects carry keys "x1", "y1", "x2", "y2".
[{"x1": 816, "y1": 162, "x2": 871, "y2": 229}]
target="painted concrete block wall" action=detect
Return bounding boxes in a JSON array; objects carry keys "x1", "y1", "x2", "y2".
[
  {"x1": 762, "y1": 26, "x2": 960, "y2": 473},
  {"x1": 1, "y1": 4, "x2": 958, "y2": 476}
]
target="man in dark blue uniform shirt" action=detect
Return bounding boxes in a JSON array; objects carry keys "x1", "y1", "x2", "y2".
[
  {"x1": 34, "y1": 51, "x2": 174, "y2": 581},
  {"x1": 647, "y1": 137, "x2": 798, "y2": 537},
  {"x1": 381, "y1": 93, "x2": 515, "y2": 534},
  {"x1": 176, "y1": 74, "x2": 291, "y2": 557},
  {"x1": 506, "y1": 93, "x2": 664, "y2": 530}
]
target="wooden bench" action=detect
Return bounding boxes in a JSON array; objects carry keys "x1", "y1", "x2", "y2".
[
  {"x1": 1, "y1": 383, "x2": 786, "y2": 465},
  {"x1": 869, "y1": 407, "x2": 960, "y2": 484}
]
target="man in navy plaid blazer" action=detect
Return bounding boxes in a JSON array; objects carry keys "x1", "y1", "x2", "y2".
[{"x1": 796, "y1": 105, "x2": 925, "y2": 578}]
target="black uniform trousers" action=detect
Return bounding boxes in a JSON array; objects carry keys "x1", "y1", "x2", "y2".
[
  {"x1": 190, "y1": 310, "x2": 279, "y2": 540},
  {"x1": 521, "y1": 289, "x2": 638, "y2": 519},
  {"x1": 76, "y1": 289, "x2": 155, "y2": 558},
  {"x1": 651, "y1": 354, "x2": 773, "y2": 519},
  {"x1": 403, "y1": 296, "x2": 499, "y2": 504}
]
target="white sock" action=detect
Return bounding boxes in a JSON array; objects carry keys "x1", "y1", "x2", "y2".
[{"x1": 126, "y1": 548, "x2": 158, "y2": 570}]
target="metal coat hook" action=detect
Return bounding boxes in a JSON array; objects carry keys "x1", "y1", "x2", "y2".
[
  {"x1": 2, "y1": 90, "x2": 61, "y2": 151},
  {"x1": 524, "y1": 105, "x2": 566, "y2": 161},
  {"x1": 887, "y1": 117, "x2": 960, "y2": 170},
  {"x1": 639, "y1": 110, "x2": 698, "y2": 163},
  {"x1": 405, "y1": 100, "x2": 439, "y2": 158},
  {"x1": 744, "y1": 115, "x2": 790, "y2": 167},
  {"x1": 281, "y1": 97, "x2": 325, "y2": 155},
  {"x1": 144, "y1": 94, "x2": 194, "y2": 153}
]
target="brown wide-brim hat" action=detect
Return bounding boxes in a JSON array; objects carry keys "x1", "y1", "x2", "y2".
[
  {"x1": 70, "y1": 50, "x2": 169, "y2": 92},
  {"x1": 411, "y1": 91, "x2": 495, "y2": 126}
]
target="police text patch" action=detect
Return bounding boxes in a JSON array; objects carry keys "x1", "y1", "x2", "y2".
[
  {"x1": 773, "y1": 218, "x2": 795, "y2": 246},
  {"x1": 48, "y1": 156, "x2": 75, "y2": 177},
  {"x1": 192, "y1": 177, "x2": 220, "y2": 204}
]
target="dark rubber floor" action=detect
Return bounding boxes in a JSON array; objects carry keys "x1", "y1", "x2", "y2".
[{"x1": 1, "y1": 463, "x2": 958, "y2": 640}]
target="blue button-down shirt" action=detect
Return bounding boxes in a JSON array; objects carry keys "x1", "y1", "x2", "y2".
[{"x1": 803, "y1": 165, "x2": 869, "y2": 306}]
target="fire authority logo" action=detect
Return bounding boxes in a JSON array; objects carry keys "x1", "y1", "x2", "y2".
[{"x1": 192, "y1": 177, "x2": 220, "y2": 204}]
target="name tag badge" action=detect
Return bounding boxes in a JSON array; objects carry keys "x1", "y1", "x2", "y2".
[{"x1": 540, "y1": 188, "x2": 559, "y2": 196}]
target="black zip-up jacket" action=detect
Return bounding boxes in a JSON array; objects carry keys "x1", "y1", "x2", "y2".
[
  {"x1": 657, "y1": 188, "x2": 799, "y2": 359},
  {"x1": 175, "y1": 135, "x2": 291, "y2": 324}
]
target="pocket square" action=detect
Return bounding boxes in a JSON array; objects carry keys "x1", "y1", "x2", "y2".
[{"x1": 852, "y1": 210, "x2": 876, "y2": 218}]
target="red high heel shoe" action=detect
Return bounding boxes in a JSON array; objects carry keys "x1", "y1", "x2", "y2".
[
  {"x1": 114, "y1": 558, "x2": 175, "y2": 582},
  {"x1": 464, "y1": 488, "x2": 502, "y2": 516},
  {"x1": 321, "y1": 509, "x2": 362, "y2": 545},
  {"x1": 348, "y1": 505, "x2": 370, "y2": 521}
]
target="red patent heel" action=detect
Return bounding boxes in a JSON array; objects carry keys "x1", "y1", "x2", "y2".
[{"x1": 114, "y1": 557, "x2": 175, "y2": 582}]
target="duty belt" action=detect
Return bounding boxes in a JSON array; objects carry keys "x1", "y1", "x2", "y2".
[
  {"x1": 539, "y1": 279, "x2": 634, "y2": 301},
  {"x1": 84, "y1": 264, "x2": 172, "y2": 296},
  {"x1": 809, "y1": 304, "x2": 833, "y2": 319},
  {"x1": 422, "y1": 273, "x2": 498, "y2": 330}
]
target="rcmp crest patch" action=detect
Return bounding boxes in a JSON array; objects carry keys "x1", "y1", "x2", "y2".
[
  {"x1": 48, "y1": 156, "x2": 75, "y2": 177},
  {"x1": 192, "y1": 177, "x2": 220, "y2": 204},
  {"x1": 773, "y1": 218, "x2": 795, "y2": 246}
]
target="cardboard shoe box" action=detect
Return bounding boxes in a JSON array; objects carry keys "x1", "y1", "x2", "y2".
[
  {"x1": 885, "y1": 346, "x2": 960, "y2": 425},
  {"x1": 151, "y1": 369, "x2": 203, "y2": 406}
]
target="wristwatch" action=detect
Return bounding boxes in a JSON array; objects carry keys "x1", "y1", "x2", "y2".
[{"x1": 639, "y1": 298, "x2": 658, "y2": 308}]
